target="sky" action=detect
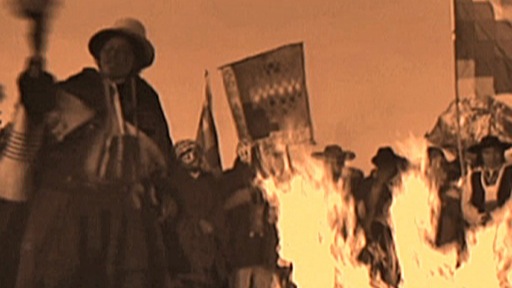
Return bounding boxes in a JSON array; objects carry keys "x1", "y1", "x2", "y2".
[{"x1": 0, "y1": 0, "x2": 456, "y2": 173}]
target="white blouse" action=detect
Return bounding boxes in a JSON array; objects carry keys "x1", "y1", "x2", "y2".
[{"x1": 461, "y1": 164, "x2": 509, "y2": 225}]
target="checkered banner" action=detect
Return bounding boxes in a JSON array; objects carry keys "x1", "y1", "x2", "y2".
[
  {"x1": 455, "y1": 0, "x2": 512, "y2": 97},
  {"x1": 220, "y1": 43, "x2": 314, "y2": 144}
]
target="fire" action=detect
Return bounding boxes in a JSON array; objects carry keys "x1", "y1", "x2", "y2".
[
  {"x1": 391, "y1": 137, "x2": 512, "y2": 288},
  {"x1": 259, "y1": 147, "x2": 370, "y2": 288},
  {"x1": 258, "y1": 138, "x2": 512, "y2": 287}
]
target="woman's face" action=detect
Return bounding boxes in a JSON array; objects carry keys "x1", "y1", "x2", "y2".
[
  {"x1": 481, "y1": 146, "x2": 504, "y2": 169},
  {"x1": 179, "y1": 149, "x2": 201, "y2": 170},
  {"x1": 98, "y1": 36, "x2": 135, "y2": 81}
]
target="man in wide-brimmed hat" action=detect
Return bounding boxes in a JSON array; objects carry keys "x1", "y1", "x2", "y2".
[
  {"x1": 370, "y1": 146, "x2": 409, "y2": 172},
  {"x1": 356, "y1": 146, "x2": 407, "y2": 287},
  {"x1": 312, "y1": 144, "x2": 363, "y2": 191},
  {"x1": 462, "y1": 135, "x2": 512, "y2": 226},
  {"x1": 356, "y1": 146, "x2": 409, "y2": 221},
  {"x1": 16, "y1": 18, "x2": 175, "y2": 287},
  {"x1": 425, "y1": 146, "x2": 467, "y2": 264}
]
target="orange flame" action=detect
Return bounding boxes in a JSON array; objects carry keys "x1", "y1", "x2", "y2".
[
  {"x1": 391, "y1": 137, "x2": 512, "y2": 288},
  {"x1": 258, "y1": 138, "x2": 512, "y2": 287},
  {"x1": 259, "y1": 147, "x2": 371, "y2": 287}
]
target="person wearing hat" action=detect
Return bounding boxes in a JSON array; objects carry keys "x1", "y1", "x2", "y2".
[
  {"x1": 220, "y1": 141, "x2": 280, "y2": 288},
  {"x1": 357, "y1": 147, "x2": 409, "y2": 229},
  {"x1": 462, "y1": 135, "x2": 512, "y2": 226},
  {"x1": 312, "y1": 144, "x2": 363, "y2": 192},
  {"x1": 426, "y1": 147, "x2": 467, "y2": 265},
  {"x1": 356, "y1": 146, "x2": 407, "y2": 288},
  {"x1": 15, "y1": 18, "x2": 175, "y2": 287},
  {"x1": 164, "y1": 139, "x2": 227, "y2": 287}
]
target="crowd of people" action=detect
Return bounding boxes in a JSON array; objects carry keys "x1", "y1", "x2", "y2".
[
  {"x1": 0, "y1": 17, "x2": 512, "y2": 288},
  {"x1": 312, "y1": 136, "x2": 512, "y2": 287},
  {"x1": 0, "y1": 17, "x2": 287, "y2": 288}
]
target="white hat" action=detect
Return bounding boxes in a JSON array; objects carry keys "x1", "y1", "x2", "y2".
[{"x1": 88, "y1": 18, "x2": 155, "y2": 70}]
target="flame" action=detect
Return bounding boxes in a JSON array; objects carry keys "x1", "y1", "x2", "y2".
[
  {"x1": 259, "y1": 148, "x2": 371, "y2": 288},
  {"x1": 257, "y1": 138, "x2": 512, "y2": 287},
  {"x1": 391, "y1": 137, "x2": 512, "y2": 288}
]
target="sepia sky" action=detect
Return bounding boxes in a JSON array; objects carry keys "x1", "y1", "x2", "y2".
[{"x1": 0, "y1": 0, "x2": 455, "y2": 172}]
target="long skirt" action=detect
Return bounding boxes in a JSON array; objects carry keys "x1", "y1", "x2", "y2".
[
  {"x1": 15, "y1": 181, "x2": 170, "y2": 288},
  {"x1": 0, "y1": 199, "x2": 28, "y2": 288}
]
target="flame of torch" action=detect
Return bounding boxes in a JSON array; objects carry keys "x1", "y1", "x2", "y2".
[{"x1": 8, "y1": 0, "x2": 60, "y2": 58}]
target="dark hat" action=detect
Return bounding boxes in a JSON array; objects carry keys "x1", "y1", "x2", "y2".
[
  {"x1": 88, "y1": 18, "x2": 155, "y2": 71},
  {"x1": 371, "y1": 146, "x2": 408, "y2": 168},
  {"x1": 312, "y1": 145, "x2": 356, "y2": 162},
  {"x1": 467, "y1": 135, "x2": 512, "y2": 154}
]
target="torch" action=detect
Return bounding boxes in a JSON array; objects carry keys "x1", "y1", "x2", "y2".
[
  {"x1": 0, "y1": 0, "x2": 59, "y2": 202},
  {"x1": 8, "y1": 0, "x2": 60, "y2": 73}
]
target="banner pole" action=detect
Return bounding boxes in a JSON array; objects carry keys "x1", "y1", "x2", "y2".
[{"x1": 451, "y1": 0, "x2": 467, "y2": 176}]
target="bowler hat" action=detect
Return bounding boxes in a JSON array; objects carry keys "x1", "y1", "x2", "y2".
[{"x1": 88, "y1": 18, "x2": 155, "y2": 71}]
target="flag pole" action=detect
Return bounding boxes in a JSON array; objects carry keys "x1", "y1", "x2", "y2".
[
  {"x1": 204, "y1": 69, "x2": 212, "y2": 104},
  {"x1": 450, "y1": 0, "x2": 467, "y2": 177},
  {"x1": 196, "y1": 69, "x2": 223, "y2": 176}
]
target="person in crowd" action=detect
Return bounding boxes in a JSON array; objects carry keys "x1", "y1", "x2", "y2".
[
  {"x1": 221, "y1": 141, "x2": 279, "y2": 288},
  {"x1": 356, "y1": 146, "x2": 408, "y2": 288},
  {"x1": 426, "y1": 147, "x2": 466, "y2": 264},
  {"x1": 15, "y1": 18, "x2": 174, "y2": 288},
  {"x1": 0, "y1": 119, "x2": 29, "y2": 288},
  {"x1": 462, "y1": 135, "x2": 512, "y2": 226},
  {"x1": 167, "y1": 139, "x2": 226, "y2": 288},
  {"x1": 311, "y1": 144, "x2": 364, "y2": 194},
  {"x1": 312, "y1": 144, "x2": 364, "y2": 240}
]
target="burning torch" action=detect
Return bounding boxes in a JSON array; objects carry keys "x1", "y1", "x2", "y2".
[
  {"x1": 0, "y1": 0, "x2": 59, "y2": 202},
  {"x1": 8, "y1": 0, "x2": 60, "y2": 73}
]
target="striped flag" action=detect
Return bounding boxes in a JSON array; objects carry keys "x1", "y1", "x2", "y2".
[
  {"x1": 455, "y1": 0, "x2": 512, "y2": 98},
  {"x1": 196, "y1": 70, "x2": 223, "y2": 176}
]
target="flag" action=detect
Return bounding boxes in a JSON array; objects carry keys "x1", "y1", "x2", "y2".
[
  {"x1": 196, "y1": 70, "x2": 222, "y2": 176},
  {"x1": 455, "y1": 0, "x2": 512, "y2": 98},
  {"x1": 220, "y1": 43, "x2": 314, "y2": 145}
]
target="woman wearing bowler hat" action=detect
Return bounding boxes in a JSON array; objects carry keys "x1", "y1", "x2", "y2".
[
  {"x1": 462, "y1": 135, "x2": 512, "y2": 226},
  {"x1": 15, "y1": 18, "x2": 175, "y2": 287}
]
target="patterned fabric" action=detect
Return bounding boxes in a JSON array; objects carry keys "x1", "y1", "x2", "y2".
[
  {"x1": 15, "y1": 68, "x2": 173, "y2": 288},
  {"x1": 455, "y1": 0, "x2": 512, "y2": 97},
  {"x1": 220, "y1": 43, "x2": 314, "y2": 144}
]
